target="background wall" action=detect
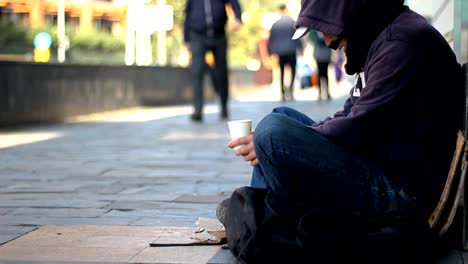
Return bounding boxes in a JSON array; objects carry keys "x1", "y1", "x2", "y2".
[{"x1": 0, "y1": 62, "x2": 256, "y2": 125}]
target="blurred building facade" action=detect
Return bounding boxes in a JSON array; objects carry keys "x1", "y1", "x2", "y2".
[{"x1": 0, "y1": 0, "x2": 125, "y2": 33}]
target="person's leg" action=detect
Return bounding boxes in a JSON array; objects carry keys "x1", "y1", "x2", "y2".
[
  {"x1": 321, "y1": 62, "x2": 331, "y2": 99},
  {"x1": 253, "y1": 111, "x2": 414, "y2": 219},
  {"x1": 317, "y1": 62, "x2": 330, "y2": 100},
  {"x1": 212, "y1": 34, "x2": 229, "y2": 119},
  {"x1": 278, "y1": 56, "x2": 286, "y2": 101},
  {"x1": 250, "y1": 107, "x2": 314, "y2": 188},
  {"x1": 206, "y1": 63, "x2": 218, "y2": 95},
  {"x1": 189, "y1": 31, "x2": 206, "y2": 121},
  {"x1": 315, "y1": 60, "x2": 323, "y2": 100},
  {"x1": 288, "y1": 55, "x2": 297, "y2": 100}
]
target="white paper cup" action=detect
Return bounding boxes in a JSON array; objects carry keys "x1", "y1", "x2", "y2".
[{"x1": 228, "y1": 119, "x2": 252, "y2": 150}]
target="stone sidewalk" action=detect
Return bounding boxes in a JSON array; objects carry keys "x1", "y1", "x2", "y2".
[{"x1": 0, "y1": 82, "x2": 465, "y2": 263}]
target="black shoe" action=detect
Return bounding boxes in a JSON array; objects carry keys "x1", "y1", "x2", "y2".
[
  {"x1": 190, "y1": 112, "x2": 202, "y2": 122},
  {"x1": 216, "y1": 198, "x2": 230, "y2": 226}
]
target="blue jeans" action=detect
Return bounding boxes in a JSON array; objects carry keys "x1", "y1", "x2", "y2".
[{"x1": 251, "y1": 107, "x2": 415, "y2": 218}]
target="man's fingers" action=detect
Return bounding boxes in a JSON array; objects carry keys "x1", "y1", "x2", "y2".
[
  {"x1": 243, "y1": 151, "x2": 255, "y2": 162},
  {"x1": 236, "y1": 137, "x2": 250, "y2": 145},
  {"x1": 227, "y1": 138, "x2": 240, "y2": 149},
  {"x1": 250, "y1": 159, "x2": 259, "y2": 166},
  {"x1": 241, "y1": 146, "x2": 257, "y2": 164},
  {"x1": 228, "y1": 135, "x2": 252, "y2": 149}
]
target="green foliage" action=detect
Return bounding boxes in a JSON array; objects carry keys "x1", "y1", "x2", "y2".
[
  {"x1": 0, "y1": 21, "x2": 29, "y2": 46},
  {"x1": 67, "y1": 48, "x2": 124, "y2": 65},
  {"x1": 70, "y1": 30, "x2": 125, "y2": 51},
  {"x1": 228, "y1": 0, "x2": 284, "y2": 67},
  {"x1": 0, "y1": 21, "x2": 123, "y2": 52}
]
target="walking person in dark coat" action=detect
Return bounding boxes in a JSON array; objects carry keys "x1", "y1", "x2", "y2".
[
  {"x1": 267, "y1": 4, "x2": 303, "y2": 102},
  {"x1": 184, "y1": 0, "x2": 242, "y2": 122}
]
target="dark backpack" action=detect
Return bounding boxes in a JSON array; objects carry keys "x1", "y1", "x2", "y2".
[
  {"x1": 224, "y1": 186, "x2": 304, "y2": 263},
  {"x1": 224, "y1": 186, "x2": 437, "y2": 264}
]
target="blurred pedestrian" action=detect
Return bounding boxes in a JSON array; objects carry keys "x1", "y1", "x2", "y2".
[
  {"x1": 267, "y1": 4, "x2": 303, "y2": 102},
  {"x1": 184, "y1": 0, "x2": 242, "y2": 122},
  {"x1": 308, "y1": 30, "x2": 332, "y2": 100}
]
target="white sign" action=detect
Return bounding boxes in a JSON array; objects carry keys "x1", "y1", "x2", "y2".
[{"x1": 136, "y1": 5, "x2": 174, "y2": 34}]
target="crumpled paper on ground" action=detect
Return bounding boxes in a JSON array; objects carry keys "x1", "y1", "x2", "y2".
[{"x1": 191, "y1": 216, "x2": 226, "y2": 244}]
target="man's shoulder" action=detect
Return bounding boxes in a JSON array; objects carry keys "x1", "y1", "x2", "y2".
[
  {"x1": 369, "y1": 8, "x2": 449, "y2": 58},
  {"x1": 386, "y1": 9, "x2": 440, "y2": 43}
]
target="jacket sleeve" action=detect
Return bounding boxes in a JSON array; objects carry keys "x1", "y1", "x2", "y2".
[
  {"x1": 228, "y1": 0, "x2": 242, "y2": 21},
  {"x1": 312, "y1": 95, "x2": 353, "y2": 126},
  {"x1": 312, "y1": 39, "x2": 418, "y2": 148}
]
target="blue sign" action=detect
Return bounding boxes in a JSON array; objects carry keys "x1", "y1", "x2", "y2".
[{"x1": 34, "y1": 32, "x2": 52, "y2": 50}]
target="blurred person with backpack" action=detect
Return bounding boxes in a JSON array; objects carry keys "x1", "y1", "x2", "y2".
[{"x1": 267, "y1": 4, "x2": 303, "y2": 102}]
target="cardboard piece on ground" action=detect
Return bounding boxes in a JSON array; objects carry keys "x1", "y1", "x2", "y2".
[{"x1": 149, "y1": 217, "x2": 226, "y2": 247}]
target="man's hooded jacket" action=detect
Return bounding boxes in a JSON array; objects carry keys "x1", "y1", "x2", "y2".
[{"x1": 296, "y1": 0, "x2": 464, "y2": 217}]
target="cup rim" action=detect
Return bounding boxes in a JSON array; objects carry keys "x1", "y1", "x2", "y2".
[{"x1": 228, "y1": 119, "x2": 252, "y2": 124}]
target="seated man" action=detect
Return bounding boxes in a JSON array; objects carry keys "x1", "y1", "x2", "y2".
[{"x1": 225, "y1": 0, "x2": 464, "y2": 261}]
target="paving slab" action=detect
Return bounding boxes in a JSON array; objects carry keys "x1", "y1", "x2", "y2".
[{"x1": 0, "y1": 225, "x2": 228, "y2": 264}]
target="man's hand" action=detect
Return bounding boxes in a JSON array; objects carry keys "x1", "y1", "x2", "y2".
[{"x1": 227, "y1": 133, "x2": 258, "y2": 166}]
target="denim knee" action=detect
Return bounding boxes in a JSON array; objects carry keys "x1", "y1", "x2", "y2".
[
  {"x1": 271, "y1": 107, "x2": 314, "y2": 126},
  {"x1": 272, "y1": 106, "x2": 293, "y2": 115},
  {"x1": 253, "y1": 113, "x2": 288, "y2": 157}
]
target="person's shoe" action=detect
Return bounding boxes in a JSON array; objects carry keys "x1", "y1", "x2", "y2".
[
  {"x1": 190, "y1": 112, "x2": 203, "y2": 122},
  {"x1": 216, "y1": 198, "x2": 230, "y2": 226}
]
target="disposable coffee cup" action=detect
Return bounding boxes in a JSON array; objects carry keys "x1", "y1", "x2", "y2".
[{"x1": 228, "y1": 119, "x2": 252, "y2": 150}]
